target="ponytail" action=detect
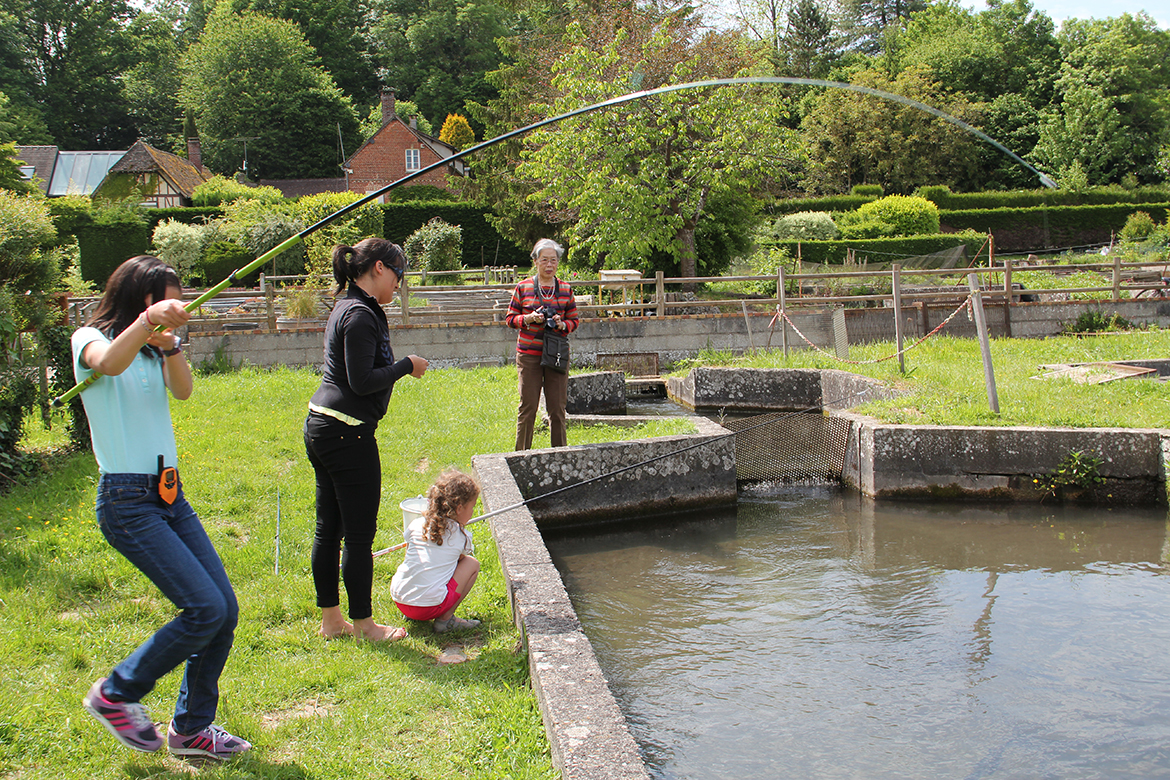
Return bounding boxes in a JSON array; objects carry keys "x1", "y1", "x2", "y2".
[{"x1": 330, "y1": 238, "x2": 407, "y2": 295}]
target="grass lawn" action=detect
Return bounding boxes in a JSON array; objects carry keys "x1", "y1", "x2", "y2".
[
  {"x1": 1, "y1": 365, "x2": 694, "y2": 779},
  {"x1": 679, "y1": 330, "x2": 1170, "y2": 430}
]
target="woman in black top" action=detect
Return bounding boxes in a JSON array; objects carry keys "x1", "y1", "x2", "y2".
[{"x1": 304, "y1": 238, "x2": 427, "y2": 642}]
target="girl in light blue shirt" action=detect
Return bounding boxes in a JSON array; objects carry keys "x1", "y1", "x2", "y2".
[{"x1": 74, "y1": 255, "x2": 250, "y2": 763}]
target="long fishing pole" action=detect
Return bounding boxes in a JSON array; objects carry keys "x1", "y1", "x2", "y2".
[
  {"x1": 372, "y1": 387, "x2": 870, "y2": 558},
  {"x1": 53, "y1": 77, "x2": 1051, "y2": 406}
]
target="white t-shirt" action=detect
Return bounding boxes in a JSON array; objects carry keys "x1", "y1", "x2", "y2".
[{"x1": 390, "y1": 518, "x2": 474, "y2": 607}]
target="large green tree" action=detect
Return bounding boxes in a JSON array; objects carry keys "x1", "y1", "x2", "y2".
[
  {"x1": 799, "y1": 66, "x2": 982, "y2": 194},
  {"x1": 180, "y1": 7, "x2": 361, "y2": 179},
  {"x1": 122, "y1": 8, "x2": 184, "y2": 151},
  {"x1": 369, "y1": 0, "x2": 512, "y2": 128},
  {"x1": 518, "y1": 22, "x2": 799, "y2": 281},
  {"x1": 241, "y1": 0, "x2": 379, "y2": 104},
  {"x1": 0, "y1": 0, "x2": 139, "y2": 149},
  {"x1": 1033, "y1": 13, "x2": 1170, "y2": 186}
]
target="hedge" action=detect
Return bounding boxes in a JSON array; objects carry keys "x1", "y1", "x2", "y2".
[
  {"x1": 381, "y1": 201, "x2": 531, "y2": 268},
  {"x1": 77, "y1": 220, "x2": 150, "y2": 287},
  {"x1": 940, "y1": 203, "x2": 1170, "y2": 251},
  {"x1": 766, "y1": 187, "x2": 1170, "y2": 217},
  {"x1": 145, "y1": 207, "x2": 222, "y2": 230},
  {"x1": 763, "y1": 232, "x2": 987, "y2": 266}
]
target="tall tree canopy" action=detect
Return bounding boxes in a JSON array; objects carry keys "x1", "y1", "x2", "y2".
[
  {"x1": 369, "y1": 0, "x2": 513, "y2": 128},
  {"x1": 0, "y1": 0, "x2": 139, "y2": 149},
  {"x1": 1033, "y1": 12, "x2": 1170, "y2": 186},
  {"x1": 181, "y1": 7, "x2": 360, "y2": 179},
  {"x1": 518, "y1": 21, "x2": 799, "y2": 280}
]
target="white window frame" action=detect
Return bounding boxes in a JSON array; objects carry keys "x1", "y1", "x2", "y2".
[{"x1": 405, "y1": 149, "x2": 420, "y2": 172}]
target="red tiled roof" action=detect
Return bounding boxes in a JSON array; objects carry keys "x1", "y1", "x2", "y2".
[{"x1": 108, "y1": 140, "x2": 213, "y2": 198}]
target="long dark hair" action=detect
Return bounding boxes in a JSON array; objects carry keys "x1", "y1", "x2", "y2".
[
  {"x1": 87, "y1": 255, "x2": 181, "y2": 359},
  {"x1": 331, "y1": 238, "x2": 406, "y2": 294}
]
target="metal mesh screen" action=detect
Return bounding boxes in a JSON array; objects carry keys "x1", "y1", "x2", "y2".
[{"x1": 723, "y1": 411, "x2": 852, "y2": 484}]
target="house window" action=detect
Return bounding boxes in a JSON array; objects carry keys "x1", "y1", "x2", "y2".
[{"x1": 405, "y1": 149, "x2": 420, "y2": 172}]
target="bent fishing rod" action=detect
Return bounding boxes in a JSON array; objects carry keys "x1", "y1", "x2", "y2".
[
  {"x1": 53, "y1": 76, "x2": 1051, "y2": 407},
  {"x1": 372, "y1": 387, "x2": 869, "y2": 558}
]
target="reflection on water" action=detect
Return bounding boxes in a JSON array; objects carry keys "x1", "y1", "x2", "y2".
[{"x1": 545, "y1": 487, "x2": 1170, "y2": 780}]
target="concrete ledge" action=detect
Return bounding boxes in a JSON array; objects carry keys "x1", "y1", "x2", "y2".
[
  {"x1": 667, "y1": 366, "x2": 901, "y2": 411},
  {"x1": 838, "y1": 411, "x2": 1168, "y2": 506},
  {"x1": 567, "y1": 371, "x2": 626, "y2": 414},
  {"x1": 473, "y1": 450, "x2": 657, "y2": 780}
]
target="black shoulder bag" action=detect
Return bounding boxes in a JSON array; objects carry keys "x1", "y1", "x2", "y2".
[{"x1": 534, "y1": 279, "x2": 570, "y2": 373}]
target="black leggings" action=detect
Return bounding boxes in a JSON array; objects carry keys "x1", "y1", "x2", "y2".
[{"x1": 304, "y1": 413, "x2": 380, "y2": 620}]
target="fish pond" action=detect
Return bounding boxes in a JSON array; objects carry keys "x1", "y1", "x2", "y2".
[{"x1": 546, "y1": 487, "x2": 1170, "y2": 780}]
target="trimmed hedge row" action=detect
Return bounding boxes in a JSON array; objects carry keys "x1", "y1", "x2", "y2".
[
  {"x1": 763, "y1": 232, "x2": 987, "y2": 266},
  {"x1": 768, "y1": 187, "x2": 1170, "y2": 216},
  {"x1": 940, "y1": 203, "x2": 1170, "y2": 251},
  {"x1": 381, "y1": 201, "x2": 532, "y2": 268}
]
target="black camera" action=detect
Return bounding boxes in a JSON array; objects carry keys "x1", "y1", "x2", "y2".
[{"x1": 540, "y1": 305, "x2": 557, "y2": 324}]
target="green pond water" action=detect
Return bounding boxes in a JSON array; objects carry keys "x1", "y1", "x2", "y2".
[{"x1": 545, "y1": 487, "x2": 1170, "y2": 779}]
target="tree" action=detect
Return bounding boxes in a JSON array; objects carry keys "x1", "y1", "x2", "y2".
[
  {"x1": 439, "y1": 113, "x2": 475, "y2": 149},
  {"x1": 1032, "y1": 13, "x2": 1170, "y2": 186},
  {"x1": 122, "y1": 8, "x2": 184, "y2": 151},
  {"x1": 518, "y1": 23, "x2": 799, "y2": 283},
  {"x1": 242, "y1": 0, "x2": 379, "y2": 104},
  {"x1": 0, "y1": 0, "x2": 139, "y2": 149},
  {"x1": 835, "y1": 0, "x2": 927, "y2": 55},
  {"x1": 369, "y1": 0, "x2": 513, "y2": 127},
  {"x1": 799, "y1": 66, "x2": 983, "y2": 194},
  {"x1": 0, "y1": 90, "x2": 50, "y2": 145},
  {"x1": 180, "y1": 7, "x2": 361, "y2": 179},
  {"x1": 783, "y1": 0, "x2": 836, "y2": 78}
]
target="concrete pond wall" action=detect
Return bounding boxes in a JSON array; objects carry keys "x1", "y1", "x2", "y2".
[{"x1": 472, "y1": 366, "x2": 1167, "y2": 779}]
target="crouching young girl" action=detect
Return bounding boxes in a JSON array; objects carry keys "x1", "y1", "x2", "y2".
[{"x1": 390, "y1": 470, "x2": 482, "y2": 633}]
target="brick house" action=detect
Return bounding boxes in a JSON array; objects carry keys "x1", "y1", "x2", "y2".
[
  {"x1": 343, "y1": 90, "x2": 466, "y2": 201},
  {"x1": 93, "y1": 139, "x2": 214, "y2": 208}
]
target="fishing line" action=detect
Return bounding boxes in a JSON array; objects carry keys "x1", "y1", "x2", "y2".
[
  {"x1": 372, "y1": 386, "x2": 869, "y2": 557},
  {"x1": 54, "y1": 77, "x2": 1049, "y2": 405}
]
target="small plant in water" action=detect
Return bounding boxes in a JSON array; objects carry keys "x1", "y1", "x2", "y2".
[{"x1": 1034, "y1": 450, "x2": 1105, "y2": 500}]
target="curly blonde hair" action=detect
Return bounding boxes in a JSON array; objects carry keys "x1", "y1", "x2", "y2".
[{"x1": 422, "y1": 469, "x2": 480, "y2": 544}]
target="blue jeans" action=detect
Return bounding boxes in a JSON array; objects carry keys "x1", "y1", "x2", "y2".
[{"x1": 96, "y1": 473, "x2": 238, "y2": 734}]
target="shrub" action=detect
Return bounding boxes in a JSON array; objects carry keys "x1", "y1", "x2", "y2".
[
  {"x1": 1119, "y1": 211, "x2": 1157, "y2": 243},
  {"x1": 294, "y1": 192, "x2": 383, "y2": 277},
  {"x1": 851, "y1": 183, "x2": 884, "y2": 197},
  {"x1": 45, "y1": 195, "x2": 93, "y2": 247},
  {"x1": 192, "y1": 175, "x2": 284, "y2": 207},
  {"x1": 747, "y1": 246, "x2": 796, "y2": 296},
  {"x1": 914, "y1": 184, "x2": 953, "y2": 204},
  {"x1": 0, "y1": 191, "x2": 57, "y2": 294},
  {"x1": 216, "y1": 198, "x2": 307, "y2": 278},
  {"x1": 200, "y1": 240, "x2": 257, "y2": 288},
  {"x1": 770, "y1": 211, "x2": 839, "y2": 241},
  {"x1": 152, "y1": 219, "x2": 207, "y2": 284},
  {"x1": 838, "y1": 195, "x2": 940, "y2": 239},
  {"x1": 404, "y1": 217, "x2": 463, "y2": 280},
  {"x1": 1062, "y1": 310, "x2": 1134, "y2": 334}
]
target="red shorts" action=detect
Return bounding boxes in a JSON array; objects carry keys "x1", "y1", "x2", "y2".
[{"x1": 395, "y1": 578, "x2": 459, "y2": 621}]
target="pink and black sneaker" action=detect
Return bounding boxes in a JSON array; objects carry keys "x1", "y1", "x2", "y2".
[
  {"x1": 82, "y1": 678, "x2": 163, "y2": 752},
  {"x1": 167, "y1": 722, "x2": 252, "y2": 762}
]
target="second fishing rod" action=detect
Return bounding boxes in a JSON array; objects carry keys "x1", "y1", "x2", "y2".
[{"x1": 372, "y1": 387, "x2": 869, "y2": 558}]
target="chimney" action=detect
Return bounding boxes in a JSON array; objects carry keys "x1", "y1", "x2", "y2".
[
  {"x1": 381, "y1": 89, "x2": 396, "y2": 126},
  {"x1": 187, "y1": 136, "x2": 202, "y2": 169},
  {"x1": 409, "y1": 117, "x2": 417, "y2": 130}
]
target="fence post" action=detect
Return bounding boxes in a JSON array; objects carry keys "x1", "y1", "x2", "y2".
[
  {"x1": 967, "y1": 272, "x2": 1000, "y2": 414},
  {"x1": 1112, "y1": 251, "x2": 1121, "y2": 302},
  {"x1": 1002, "y1": 254, "x2": 1012, "y2": 338},
  {"x1": 265, "y1": 285, "x2": 276, "y2": 330},
  {"x1": 892, "y1": 263, "x2": 905, "y2": 374},
  {"x1": 401, "y1": 273, "x2": 411, "y2": 325},
  {"x1": 778, "y1": 267, "x2": 789, "y2": 358},
  {"x1": 656, "y1": 271, "x2": 665, "y2": 317}
]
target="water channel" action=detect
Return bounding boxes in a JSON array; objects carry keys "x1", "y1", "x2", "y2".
[{"x1": 545, "y1": 486, "x2": 1170, "y2": 779}]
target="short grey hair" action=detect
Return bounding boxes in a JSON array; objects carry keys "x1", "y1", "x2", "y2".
[{"x1": 530, "y1": 238, "x2": 564, "y2": 260}]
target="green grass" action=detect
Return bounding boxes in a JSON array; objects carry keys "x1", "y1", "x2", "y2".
[
  {"x1": 681, "y1": 331, "x2": 1170, "y2": 429},
  {"x1": 0, "y1": 365, "x2": 693, "y2": 779}
]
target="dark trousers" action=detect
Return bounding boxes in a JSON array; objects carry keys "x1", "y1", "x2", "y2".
[
  {"x1": 515, "y1": 351, "x2": 568, "y2": 450},
  {"x1": 304, "y1": 413, "x2": 380, "y2": 620}
]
